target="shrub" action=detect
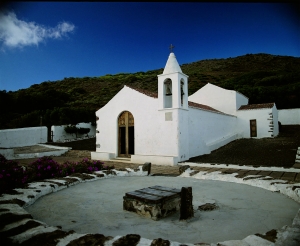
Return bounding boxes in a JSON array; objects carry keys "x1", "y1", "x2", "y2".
[
  {"x1": 0, "y1": 155, "x2": 27, "y2": 194},
  {"x1": 77, "y1": 127, "x2": 90, "y2": 135},
  {"x1": 0, "y1": 154, "x2": 113, "y2": 195},
  {"x1": 28, "y1": 156, "x2": 61, "y2": 181},
  {"x1": 64, "y1": 125, "x2": 77, "y2": 134},
  {"x1": 64, "y1": 125, "x2": 90, "y2": 135},
  {"x1": 61, "y1": 158, "x2": 104, "y2": 175}
]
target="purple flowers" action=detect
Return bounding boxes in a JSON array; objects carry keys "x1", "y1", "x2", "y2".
[{"x1": 0, "y1": 154, "x2": 113, "y2": 195}]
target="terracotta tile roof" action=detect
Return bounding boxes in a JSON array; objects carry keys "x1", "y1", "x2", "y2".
[
  {"x1": 238, "y1": 103, "x2": 275, "y2": 110},
  {"x1": 188, "y1": 101, "x2": 222, "y2": 113},
  {"x1": 126, "y1": 85, "x2": 158, "y2": 98}
]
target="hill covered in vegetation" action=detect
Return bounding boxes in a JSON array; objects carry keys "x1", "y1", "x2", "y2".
[{"x1": 0, "y1": 53, "x2": 299, "y2": 131}]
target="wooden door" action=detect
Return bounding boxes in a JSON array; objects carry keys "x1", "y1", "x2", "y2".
[
  {"x1": 250, "y1": 119, "x2": 257, "y2": 137},
  {"x1": 118, "y1": 111, "x2": 134, "y2": 157}
]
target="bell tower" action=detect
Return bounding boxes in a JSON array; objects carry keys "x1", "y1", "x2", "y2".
[
  {"x1": 157, "y1": 46, "x2": 189, "y2": 163},
  {"x1": 158, "y1": 48, "x2": 188, "y2": 110}
]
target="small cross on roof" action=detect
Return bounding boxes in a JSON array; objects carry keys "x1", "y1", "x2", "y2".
[{"x1": 169, "y1": 44, "x2": 175, "y2": 53}]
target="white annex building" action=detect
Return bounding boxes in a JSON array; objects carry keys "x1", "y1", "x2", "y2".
[{"x1": 91, "y1": 52, "x2": 279, "y2": 165}]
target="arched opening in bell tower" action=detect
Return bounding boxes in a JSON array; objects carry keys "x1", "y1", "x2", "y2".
[
  {"x1": 164, "y1": 78, "x2": 172, "y2": 108},
  {"x1": 180, "y1": 79, "x2": 185, "y2": 106}
]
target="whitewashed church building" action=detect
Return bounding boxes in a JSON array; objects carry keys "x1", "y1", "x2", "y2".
[{"x1": 91, "y1": 52, "x2": 278, "y2": 165}]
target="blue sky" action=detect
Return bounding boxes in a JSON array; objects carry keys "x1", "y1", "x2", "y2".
[{"x1": 0, "y1": 2, "x2": 299, "y2": 92}]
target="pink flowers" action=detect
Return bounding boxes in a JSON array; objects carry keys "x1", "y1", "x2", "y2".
[{"x1": 0, "y1": 154, "x2": 113, "y2": 195}]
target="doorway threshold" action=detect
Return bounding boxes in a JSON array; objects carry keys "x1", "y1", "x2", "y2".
[{"x1": 111, "y1": 157, "x2": 131, "y2": 163}]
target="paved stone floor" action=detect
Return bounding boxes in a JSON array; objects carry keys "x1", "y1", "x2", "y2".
[
  {"x1": 104, "y1": 161, "x2": 300, "y2": 183},
  {"x1": 15, "y1": 151, "x2": 300, "y2": 183},
  {"x1": 4, "y1": 149, "x2": 300, "y2": 246}
]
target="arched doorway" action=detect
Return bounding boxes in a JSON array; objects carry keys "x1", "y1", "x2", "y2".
[{"x1": 118, "y1": 111, "x2": 134, "y2": 157}]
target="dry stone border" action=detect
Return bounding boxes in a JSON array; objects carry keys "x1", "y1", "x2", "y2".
[
  {"x1": 1, "y1": 165, "x2": 300, "y2": 245},
  {"x1": 294, "y1": 147, "x2": 300, "y2": 169},
  {"x1": 180, "y1": 167, "x2": 300, "y2": 245}
]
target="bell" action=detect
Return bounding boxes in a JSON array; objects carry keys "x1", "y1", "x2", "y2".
[
  {"x1": 166, "y1": 84, "x2": 172, "y2": 96},
  {"x1": 181, "y1": 86, "x2": 185, "y2": 96}
]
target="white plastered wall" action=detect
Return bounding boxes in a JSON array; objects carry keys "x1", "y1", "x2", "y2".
[
  {"x1": 278, "y1": 109, "x2": 300, "y2": 125},
  {"x1": 92, "y1": 86, "x2": 182, "y2": 165},
  {"x1": 0, "y1": 127, "x2": 47, "y2": 148},
  {"x1": 188, "y1": 108, "x2": 238, "y2": 157},
  {"x1": 236, "y1": 108, "x2": 276, "y2": 138},
  {"x1": 188, "y1": 83, "x2": 248, "y2": 115},
  {"x1": 51, "y1": 122, "x2": 96, "y2": 142},
  {"x1": 272, "y1": 105, "x2": 279, "y2": 136},
  {"x1": 236, "y1": 92, "x2": 249, "y2": 111}
]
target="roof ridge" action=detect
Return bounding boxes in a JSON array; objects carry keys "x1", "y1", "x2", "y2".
[
  {"x1": 125, "y1": 85, "x2": 158, "y2": 98},
  {"x1": 188, "y1": 101, "x2": 224, "y2": 113},
  {"x1": 238, "y1": 102, "x2": 275, "y2": 110}
]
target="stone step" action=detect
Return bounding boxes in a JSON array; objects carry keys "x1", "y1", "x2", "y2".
[
  {"x1": 111, "y1": 157, "x2": 131, "y2": 163},
  {"x1": 293, "y1": 163, "x2": 300, "y2": 169}
]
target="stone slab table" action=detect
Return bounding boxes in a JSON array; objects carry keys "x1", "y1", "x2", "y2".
[{"x1": 123, "y1": 185, "x2": 181, "y2": 221}]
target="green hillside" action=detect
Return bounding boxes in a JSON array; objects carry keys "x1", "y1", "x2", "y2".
[{"x1": 1, "y1": 53, "x2": 300, "y2": 130}]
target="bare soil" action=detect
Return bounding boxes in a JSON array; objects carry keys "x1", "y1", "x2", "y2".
[
  {"x1": 188, "y1": 125, "x2": 300, "y2": 168},
  {"x1": 42, "y1": 125, "x2": 300, "y2": 168}
]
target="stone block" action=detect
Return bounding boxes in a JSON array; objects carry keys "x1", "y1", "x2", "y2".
[
  {"x1": 179, "y1": 165, "x2": 190, "y2": 174},
  {"x1": 142, "y1": 162, "x2": 151, "y2": 175},
  {"x1": 123, "y1": 186, "x2": 181, "y2": 221},
  {"x1": 180, "y1": 187, "x2": 194, "y2": 220}
]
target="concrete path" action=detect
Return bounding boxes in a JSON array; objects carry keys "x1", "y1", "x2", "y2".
[{"x1": 14, "y1": 145, "x2": 59, "y2": 154}]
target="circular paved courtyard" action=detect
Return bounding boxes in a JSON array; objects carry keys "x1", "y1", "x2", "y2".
[{"x1": 26, "y1": 176, "x2": 299, "y2": 244}]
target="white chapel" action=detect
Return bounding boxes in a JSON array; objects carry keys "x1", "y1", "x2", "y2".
[{"x1": 91, "y1": 51, "x2": 279, "y2": 165}]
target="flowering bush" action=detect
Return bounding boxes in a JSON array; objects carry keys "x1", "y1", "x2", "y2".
[
  {"x1": 28, "y1": 156, "x2": 62, "y2": 181},
  {"x1": 0, "y1": 154, "x2": 113, "y2": 195},
  {"x1": 0, "y1": 154, "x2": 28, "y2": 194},
  {"x1": 60, "y1": 158, "x2": 112, "y2": 176}
]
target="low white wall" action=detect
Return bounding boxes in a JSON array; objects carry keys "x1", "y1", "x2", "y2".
[
  {"x1": 51, "y1": 122, "x2": 96, "y2": 142},
  {"x1": 188, "y1": 107, "x2": 237, "y2": 158},
  {"x1": 0, "y1": 148, "x2": 14, "y2": 159},
  {"x1": 278, "y1": 109, "x2": 300, "y2": 125},
  {"x1": 0, "y1": 127, "x2": 47, "y2": 148}
]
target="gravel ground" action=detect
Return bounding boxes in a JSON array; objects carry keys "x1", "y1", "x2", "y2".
[{"x1": 39, "y1": 125, "x2": 300, "y2": 168}]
